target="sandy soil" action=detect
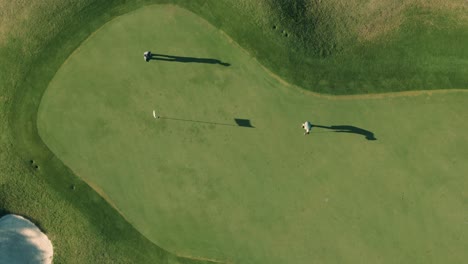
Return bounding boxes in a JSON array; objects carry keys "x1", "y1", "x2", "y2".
[{"x1": 0, "y1": 214, "x2": 53, "y2": 264}]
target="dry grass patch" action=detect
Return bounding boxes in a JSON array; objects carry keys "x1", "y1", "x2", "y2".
[{"x1": 329, "y1": 0, "x2": 468, "y2": 41}]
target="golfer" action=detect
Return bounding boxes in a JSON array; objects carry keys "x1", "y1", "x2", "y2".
[
  {"x1": 302, "y1": 121, "x2": 312, "y2": 135},
  {"x1": 144, "y1": 51, "x2": 152, "y2": 62}
]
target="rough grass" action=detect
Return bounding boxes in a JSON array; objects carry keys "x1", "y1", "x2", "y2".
[
  {"x1": 0, "y1": 0, "x2": 467, "y2": 263},
  {"x1": 174, "y1": 0, "x2": 468, "y2": 94}
]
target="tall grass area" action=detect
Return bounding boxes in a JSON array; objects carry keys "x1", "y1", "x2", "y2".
[
  {"x1": 0, "y1": 0, "x2": 467, "y2": 262},
  {"x1": 178, "y1": 0, "x2": 468, "y2": 94}
]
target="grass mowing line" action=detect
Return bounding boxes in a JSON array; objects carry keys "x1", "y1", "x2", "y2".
[
  {"x1": 176, "y1": 255, "x2": 231, "y2": 264},
  {"x1": 179, "y1": 0, "x2": 468, "y2": 94},
  {"x1": 297, "y1": 88, "x2": 468, "y2": 100},
  {"x1": 80, "y1": 176, "x2": 127, "y2": 221},
  {"x1": 255, "y1": 53, "x2": 468, "y2": 100},
  {"x1": 199, "y1": 12, "x2": 468, "y2": 101},
  {"x1": 179, "y1": 14, "x2": 468, "y2": 102}
]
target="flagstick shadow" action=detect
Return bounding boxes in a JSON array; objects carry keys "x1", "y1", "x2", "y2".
[{"x1": 158, "y1": 117, "x2": 254, "y2": 128}]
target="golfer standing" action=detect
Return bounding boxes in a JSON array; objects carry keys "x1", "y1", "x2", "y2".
[
  {"x1": 144, "y1": 51, "x2": 152, "y2": 62},
  {"x1": 302, "y1": 121, "x2": 312, "y2": 135}
]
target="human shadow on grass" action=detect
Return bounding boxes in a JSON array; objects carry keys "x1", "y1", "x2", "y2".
[
  {"x1": 150, "y1": 53, "x2": 230, "y2": 66},
  {"x1": 159, "y1": 117, "x2": 253, "y2": 128},
  {"x1": 312, "y1": 124, "x2": 376, "y2": 140}
]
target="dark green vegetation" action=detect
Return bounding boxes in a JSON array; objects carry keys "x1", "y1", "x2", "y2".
[
  {"x1": 184, "y1": 0, "x2": 468, "y2": 94},
  {"x1": 1, "y1": 0, "x2": 467, "y2": 263}
]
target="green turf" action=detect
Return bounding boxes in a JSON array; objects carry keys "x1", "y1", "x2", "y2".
[
  {"x1": 2, "y1": 0, "x2": 468, "y2": 263},
  {"x1": 37, "y1": 5, "x2": 468, "y2": 264},
  {"x1": 0, "y1": 1, "x2": 218, "y2": 263}
]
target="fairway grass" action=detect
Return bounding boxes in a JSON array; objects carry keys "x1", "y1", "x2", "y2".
[{"x1": 37, "y1": 5, "x2": 468, "y2": 264}]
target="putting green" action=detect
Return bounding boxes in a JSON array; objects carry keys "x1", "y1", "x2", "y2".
[{"x1": 38, "y1": 5, "x2": 468, "y2": 264}]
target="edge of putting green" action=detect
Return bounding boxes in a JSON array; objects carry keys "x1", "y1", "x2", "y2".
[
  {"x1": 62, "y1": 4, "x2": 468, "y2": 103},
  {"x1": 5, "y1": 3, "x2": 228, "y2": 264},
  {"x1": 37, "y1": 3, "x2": 468, "y2": 263},
  {"x1": 5, "y1": 2, "x2": 468, "y2": 263}
]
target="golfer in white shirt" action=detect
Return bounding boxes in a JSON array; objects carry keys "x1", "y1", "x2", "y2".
[
  {"x1": 302, "y1": 121, "x2": 312, "y2": 135},
  {"x1": 144, "y1": 51, "x2": 152, "y2": 62}
]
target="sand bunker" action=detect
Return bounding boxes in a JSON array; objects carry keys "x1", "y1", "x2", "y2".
[{"x1": 0, "y1": 214, "x2": 53, "y2": 264}]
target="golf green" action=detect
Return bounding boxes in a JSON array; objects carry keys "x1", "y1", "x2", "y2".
[{"x1": 38, "y1": 5, "x2": 468, "y2": 264}]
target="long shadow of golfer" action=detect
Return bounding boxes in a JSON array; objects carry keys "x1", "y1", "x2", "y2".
[
  {"x1": 150, "y1": 53, "x2": 230, "y2": 66},
  {"x1": 312, "y1": 124, "x2": 377, "y2": 140},
  {"x1": 159, "y1": 117, "x2": 253, "y2": 128}
]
